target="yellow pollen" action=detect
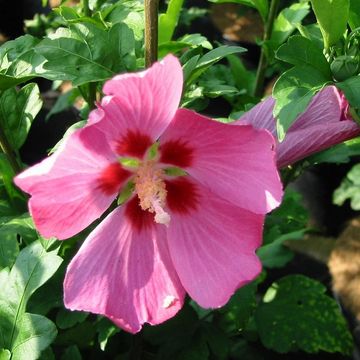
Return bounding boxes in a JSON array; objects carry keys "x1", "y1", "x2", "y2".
[{"x1": 134, "y1": 160, "x2": 170, "y2": 226}]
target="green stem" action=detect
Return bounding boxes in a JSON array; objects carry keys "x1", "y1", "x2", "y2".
[
  {"x1": 83, "y1": 0, "x2": 91, "y2": 17},
  {"x1": 0, "y1": 125, "x2": 21, "y2": 173},
  {"x1": 144, "y1": 0, "x2": 159, "y2": 67},
  {"x1": 253, "y1": 0, "x2": 280, "y2": 97}
]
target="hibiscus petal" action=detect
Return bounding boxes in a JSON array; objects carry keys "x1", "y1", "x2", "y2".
[
  {"x1": 236, "y1": 86, "x2": 360, "y2": 168},
  {"x1": 14, "y1": 125, "x2": 128, "y2": 240},
  {"x1": 276, "y1": 121, "x2": 360, "y2": 168},
  {"x1": 93, "y1": 55, "x2": 183, "y2": 158},
  {"x1": 235, "y1": 96, "x2": 276, "y2": 134},
  {"x1": 64, "y1": 201, "x2": 185, "y2": 333},
  {"x1": 159, "y1": 108, "x2": 282, "y2": 214},
  {"x1": 165, "y1": 177, "x2": 263, "y2": 308}
]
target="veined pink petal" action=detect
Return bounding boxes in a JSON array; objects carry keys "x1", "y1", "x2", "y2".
[
  {"x1": 64, "y1": 201, "x2": 185, "y2": 333},
  {"x1": 276, "y1": 122, "x2": 360, "y2": 168},
  {"x1": 159, "y1": 108, "x2": 283, "y2": 214},
  {"x1": 14, "y1": 125, "x2": 128, "y2": 240},
  {"x1": 165, "y1": 177, "x2": 263, "y2": 308},
  {"x1": 93, "y1": 55, "x2": 183, "y2": 158},
  {"x1": 236, "y1": 86, "x2": 360, "y2": 168},
  {"x1": 236, "y1": 96, "x2": 276, "y2": 133}
]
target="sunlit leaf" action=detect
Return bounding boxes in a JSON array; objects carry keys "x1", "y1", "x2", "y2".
[
  {"x1": 35, "y1": 22, "x2": 136, "y2": 86},
  {"x1": 333, "y1": 163, "x2": 360, "y2": 210},
  {"x1": 311, "y1": 0, "x2": 350, "y2": 49},
  {"x1": 0, "y1": 35, "x2": 41, "y2": 91},
  {"x1": 270, "y1": 2, "x2": 310, "y2": 47},
  {"x1": 276, "y1": 36, "x2": 331, "y2": 77},
  {"x1": 159, "y1": 0, "x2": 185, "y2": 44},
  {"x1": 185, "y1": 46, "x2": 246, "y2": 84},
  {"x1": 273, "y1": 65, "x2": 329, "y2": 141},
  {"x1": 0, "y1": 241, "x2": 62, "y2": 360}
]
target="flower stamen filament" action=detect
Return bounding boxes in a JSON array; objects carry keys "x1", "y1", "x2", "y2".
[{"x1": 134, "y1": 160, "x2": 171, "y2": 226}]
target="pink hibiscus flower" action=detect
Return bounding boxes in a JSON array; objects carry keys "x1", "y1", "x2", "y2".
[
  {"x1": 14, "y1": 55, "x2": 283, "y2": 333},
  {"x1": 235, "y1": 86, "x2": 360, "y2": 169}
]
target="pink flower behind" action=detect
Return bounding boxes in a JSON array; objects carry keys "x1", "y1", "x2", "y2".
[
  {"x1": 235, "y1": 86, "x2": 360, "y2": 169},
  {"x1": 15, "y1": 55, "x2": 283, "y2": 333}
]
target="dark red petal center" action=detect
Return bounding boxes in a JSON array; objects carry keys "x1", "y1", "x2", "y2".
[
  {"x1": 125, "y1": 196, "x2": 155, "y2": 232},
  {"x1": 116, "y1": 130, "x2": 152, "y2": 158},
  {"x1": 160, "y1": 140, "x2": 194, "y2": 168},
  {"x1": 98, "y1": 163, "x2": 131, "y2": 195},
  {"x1": 165, "y1": 178, "x2": 199, "y2": 214}
]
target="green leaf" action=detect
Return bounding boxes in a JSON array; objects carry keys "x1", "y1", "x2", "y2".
[
  {"x1": 257, "y1": 229, "x2": 305, "y2": 268},
  {"x1": 199, "y1": 64, "x2": 242, "y2": 98},
  {"x1": 266, "y1": 188, "x2": 309, "y2": 235},
  {"x1": 297, "y1": 23, "x2": 324, "y2": 50},
  {"x1": 311, "y1": 0, "x2": 350, "y2": 49},
  {"x1": 60, "y1": 345, "x2": 82, "y2": 360},
  {"x1": 270, "y1": 2, "x2": 310, "y2": 47},
  {"x1": 103, "y1": 3, "x2": 144, "y2": 40},
  {"x1": 260, "y1": 187, "x2": 309, "y2": 267},
  {"x1": 172, "y1": 331, "x2": 209, "y2": 360},
  {"x1": 178, "y1": 34, "x2": 212, "y2": 50},
  {"x1": 0, "y1": 83, "x2": 42, "y2": 150},
  {"x1": 143, "y1": 305, "x2": 200, "y2": 359},
  {"x1": 227, "y1": 54, "x2": 255, "y2": 95},
  {"x1": 255, "y1": 275, "x2": 353, "y2": 354},
  {"x1": 202, "y1": 323, "x2": 229, "y2": 360},
  {"x1": 0, "y1": 349, "x2": 11, "y2": 360},
  {"x1": 349, "y1": 0, "x2": 360, "y2": 29},
  {"x1": 209, "y1": 0, "x2": 268, "y2": 21},
  {"x1": 0, "y1": 213, "x2": 37, "y2": 243},
  {"x1": 56, "y1": 309, "x2": 88, "y2": 330},
  {"x1": 185, "y1": 46, "x2": 246, "y2": 84},
  {"x1": 96, "y1": 318, "x2": 120, "y2": 351},
  {"x1": 55, "y1": 321, "x2": 97, "y2": 348},
  {"x1": 337, "y1": 75, "x2": 360, "y2": 111},
  {"x1": 0, "y1": 153, "x2": 25, "y2": 204},
  {"x1": 276, "y1": 36, "x2": 331, "y2": 78},
  {"x1": 218, "y1": 282, "x2": 257, "y2": 333},
  {"x1": 159, "y1": 34, "x2": 212, "y2": 58},
  {"x1": 11, "y1": 313, "x2": 57, "y2": 360},
  {"x1": 0, "y1": 35, "x2": 42, "y2": 91},
  {"x1": 56, "y1": 6, "x2": 81, "y2": 21},
  {"x1": 333, "y1": 163, "x2": 360, "y2": 210},
  {"x1": 307, "y1": 137, "x2": 360, "y2": 164},
  {"x1": 159, "y1": 0, "x2": 185, "y2": 44},
  {"x1": 35, "y1": 22, "x2": 135, "y2": 86},
  {"x1": 0, "y1": 241, "x2": 62, "y2": 359},
  {"x1": 0, "y1": 229, "x2": 19, "y2": 270},
  {"x1": 273, "y1": 65, "x2": 329, "y2": 141},
  {"x1": 0, "y1": 214, "x2": 39, "y2": 270}
]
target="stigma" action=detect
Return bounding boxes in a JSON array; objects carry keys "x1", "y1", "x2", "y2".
[{"x1": 134, "y1": 160, "x2": 171, "y2": 226}]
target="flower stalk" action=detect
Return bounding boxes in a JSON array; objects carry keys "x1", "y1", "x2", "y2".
[
  {"x1": 83, "y1": 0, "x2": 91, "y2": 17},
  {"x1": 253, "y1": 0, "x2": 280, "y2": 97},
  {"x1": 144, "y1": 0, "x2": 159, "y2": 67}
]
